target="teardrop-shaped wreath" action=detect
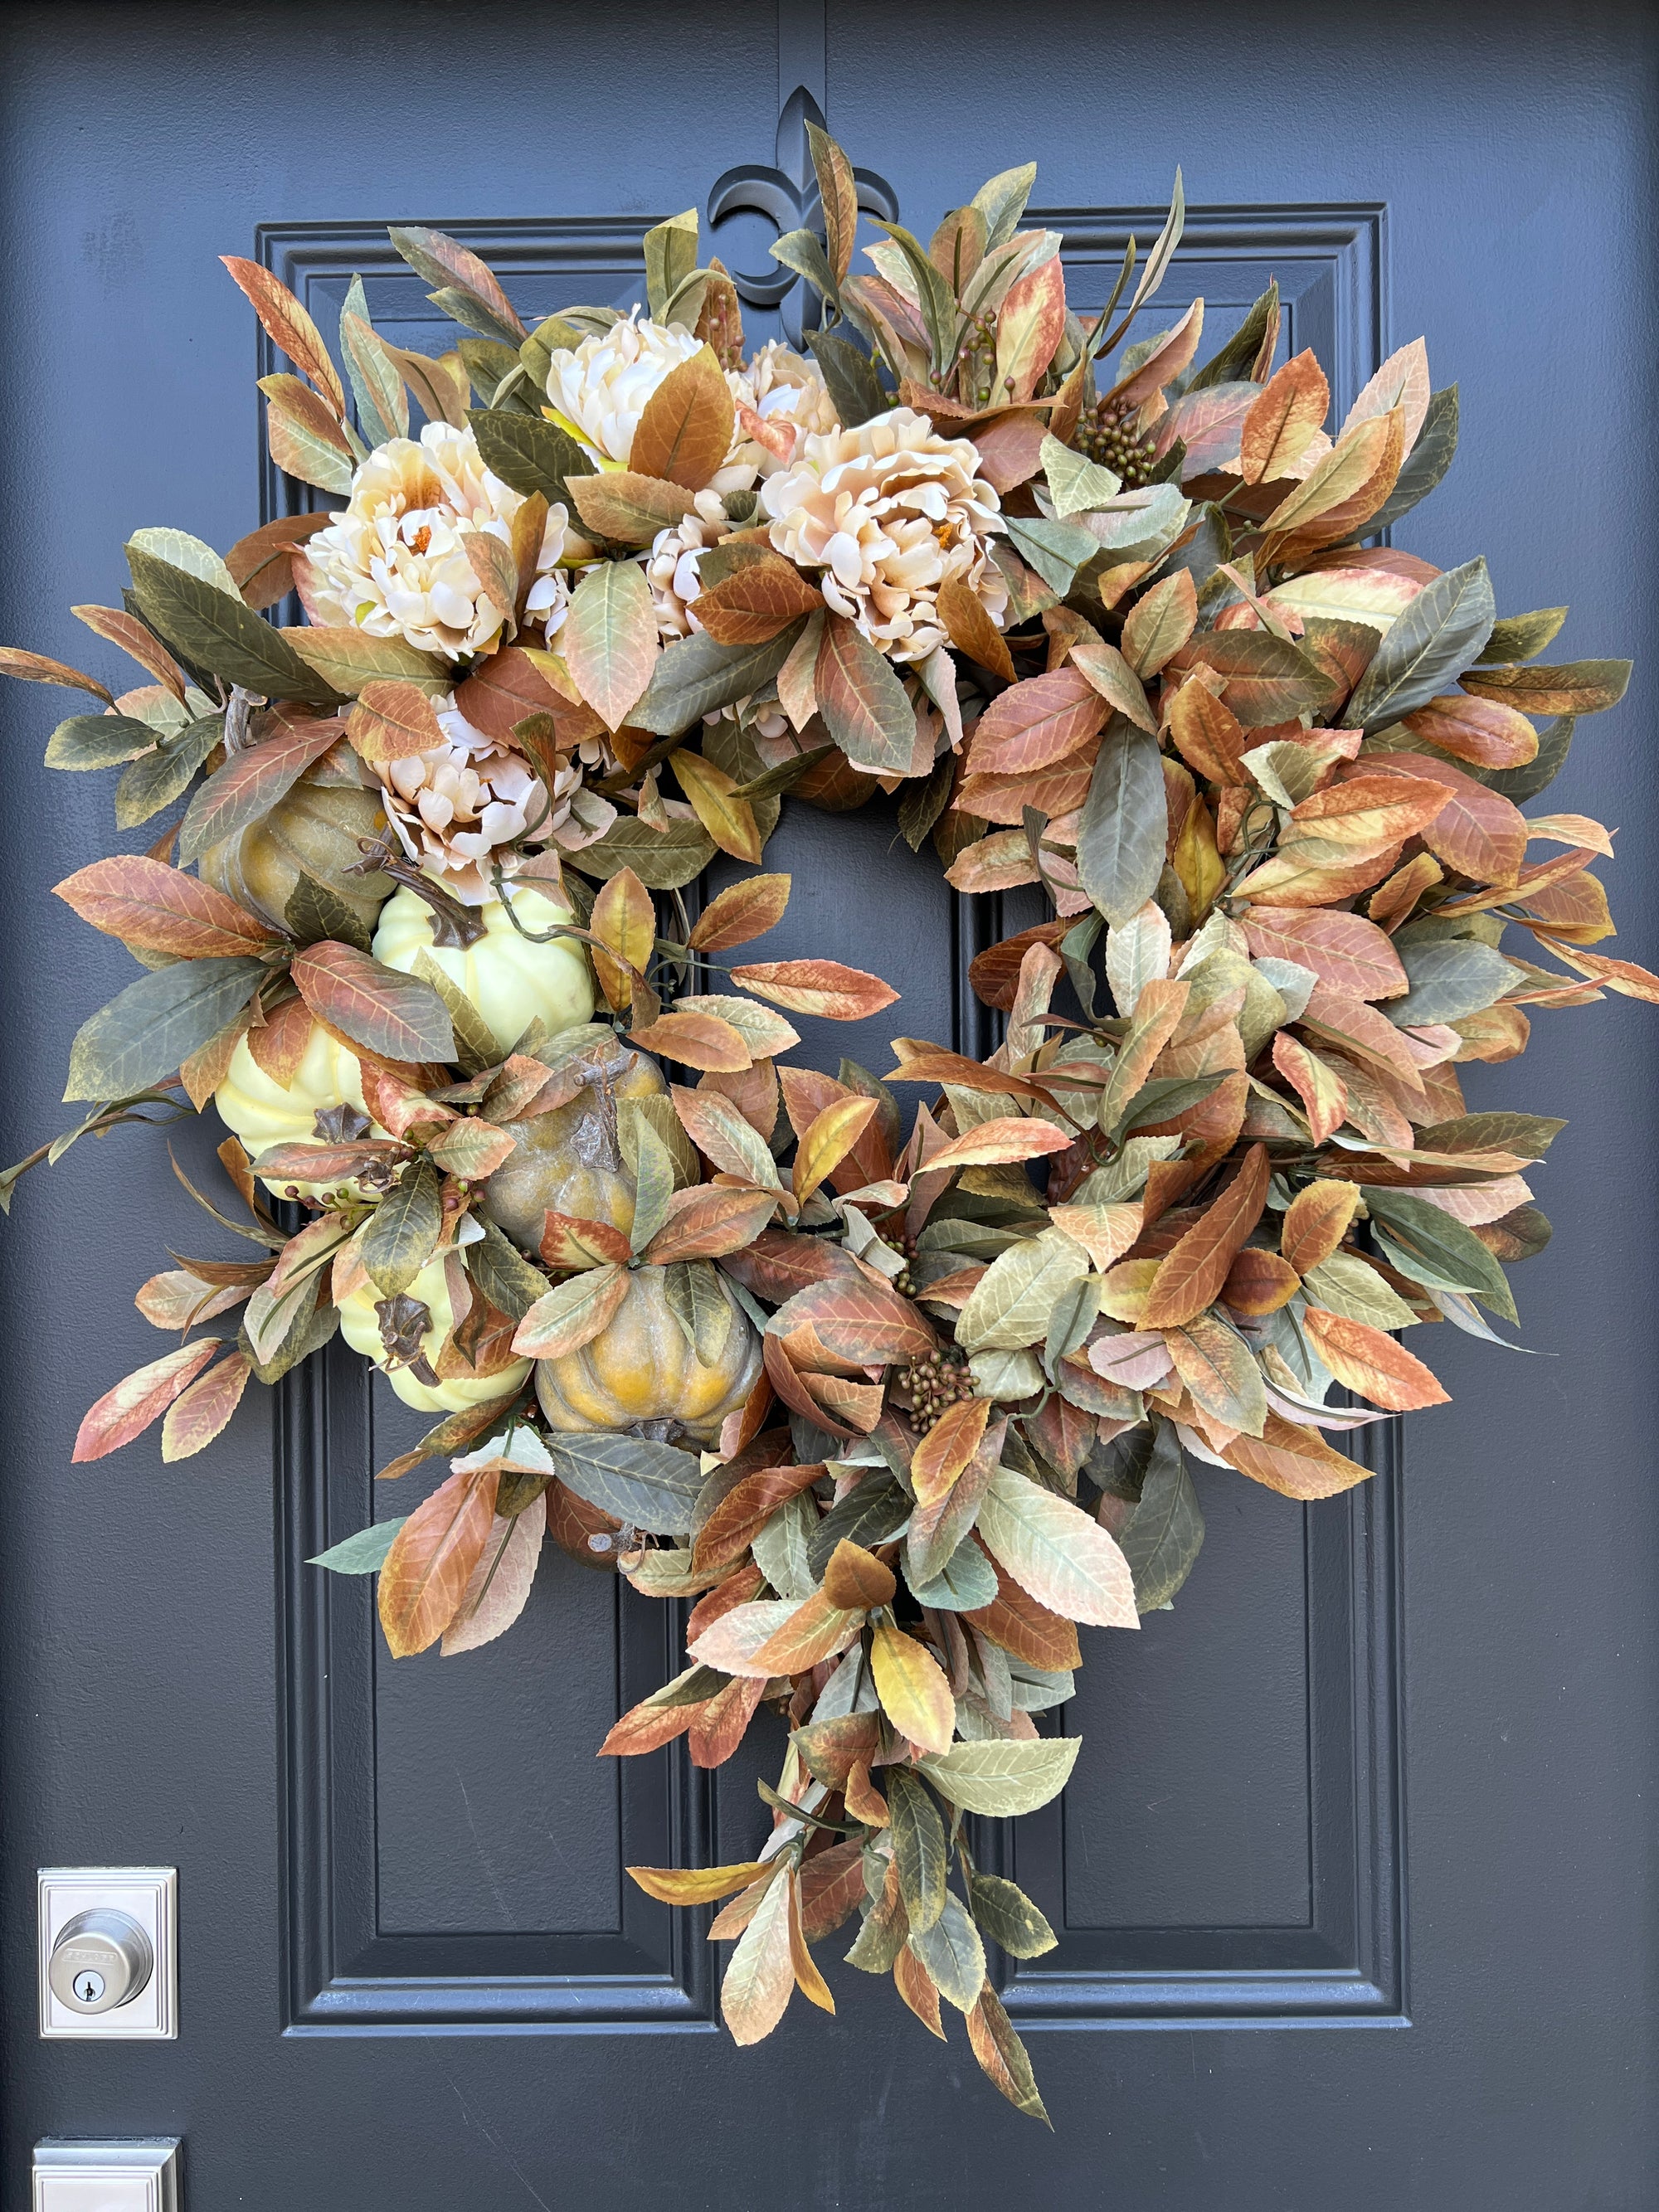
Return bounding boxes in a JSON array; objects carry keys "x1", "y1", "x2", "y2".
[{"x1": 4, "y1": 133, "x2": 1646, "y2": 2117}]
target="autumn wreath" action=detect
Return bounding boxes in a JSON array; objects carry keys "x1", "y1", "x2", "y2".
[{"x1": 2, "y1": 131, "x2": 1647, "y2": 2117}]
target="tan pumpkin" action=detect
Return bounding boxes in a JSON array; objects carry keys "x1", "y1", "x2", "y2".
[
  {"x1": 534, "y1": 1265, "x2": 761, "y2": 1444},
  {"x1": 213, "y1": 1016, "x2": 376, "y2": 1198},
  {"x1": 372, "y1": 882, "x2": 594, "y2": 1059},
  {"x1": 336, "y1": 1255, "x2": 531, "y2": 1415},
  {"x1": 484, "y1": 1034, "x2": 667, "y2": 1248},
  {"x1": 199, "y1": 758, "x2": 392, "y2": 936}
]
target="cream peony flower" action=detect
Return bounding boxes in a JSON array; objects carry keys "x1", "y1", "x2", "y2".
[
  {"x1": 759, "y1": 406, "x2": 1006, "y2": 663},
  {"x1": 375, "y1": 695, "x2": 611, "y2": 901},
  {"x1": 645, "y1": 491, "x2": 734, "y2": 641},
  {"x1": 304, "y1": 421, "x2": 570, "y2": 662},
  {"x1": 728, "y1": 341, "x2": 840, "y2": 479}
]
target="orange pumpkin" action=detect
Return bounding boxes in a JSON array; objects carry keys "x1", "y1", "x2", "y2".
[{"x1": 534, "y1": 1266, "x2": 761, "y2": 1445}]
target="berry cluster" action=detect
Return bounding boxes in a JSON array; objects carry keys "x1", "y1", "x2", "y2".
[
  {"x1": 1073, "y1": 400, "x2": 1159, "y2": 486},
  {"x1": 902, "y1": 1345, "x2": 976, "y2": 1433}
]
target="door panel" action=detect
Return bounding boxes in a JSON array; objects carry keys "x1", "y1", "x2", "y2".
[{"x1": 2, "y1": 2, "x2": 1656, "y2": 2206}]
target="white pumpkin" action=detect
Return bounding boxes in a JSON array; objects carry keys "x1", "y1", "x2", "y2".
[
  {"x1": 214, "y1": 1020, "x2": 373, "y2": 1198},
  {"x1": 336, "y1": 1253, "x2": 531, "y2": 1414},
  {"x1": 371, "y1": 882, "x2": 595, "y2": 1058}
]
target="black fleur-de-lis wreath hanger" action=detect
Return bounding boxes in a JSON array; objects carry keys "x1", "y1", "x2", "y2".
[{"x1": 706, "y1": 85, "x2": 898, "y2": 340}]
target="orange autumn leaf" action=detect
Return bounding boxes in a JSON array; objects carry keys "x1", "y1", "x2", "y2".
[
  {"x1": 1140, "y1": 1144, "x2": 1270, "y2": 1329},
  {"x1": 1304, "y1": 1308, "x2": 1450, "y2": 1412}
]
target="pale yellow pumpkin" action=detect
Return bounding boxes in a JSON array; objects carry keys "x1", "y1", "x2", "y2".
[
  {"x1": 372, "y1": 882, "x2": 595, "y2": 1057},
  {"x1": 534, "y1": 1266, "x2": 761, "y2": 1444},
  {"x1": 484, "y1": 1036, "x2": 667, "y2": 1248},
  {"x1": 199, "y1": 765, "x2": 392, "y2": 936},
  {"x1": 337, "y1": 1254, "x2": 531, "y2": 1415},
  {"x1": 213, "y1": 1019, "x2": 373, "y2": 1198}
]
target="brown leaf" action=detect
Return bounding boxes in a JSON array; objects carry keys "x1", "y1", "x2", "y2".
[
  {"x1": 938, "y1": 574, "x2": 1014, "y2": 680},
  {"x1": 966, "y1": 668, "x2": 1106, "y2": 775},
  {"x1": 910, "y1": 1395, "x2": 991, "y2": 1510},
  {"x1": 626, "y1": 1008, "x2": 752, "y2": 1072},
  {"x1": 1303, "y1": 1308, "x2": 1450, "y2": 1411},
  {"x1": 694, "y1": 553, "x2": 824, "y2": 644},
  {"x1": 1167, "y1": 677, "x2": 1252, "y2": 785},
  {"x1": 630, "y1": 346, "x2": 736, "y2": 489},
  {"x1": 345, "y1": 679, "x2": 445, "y2": 765},
  {"x1": 1239, "y1": 348, "x2": 1331, "y2": 484},
  {"x1": 71, "y1": 605, "x2": 187, "y2": 698},
  {"x1": 672, "y1": 751, "x2": 764, "y2": 864},
  {"x1": 377, "y1": 1466, "x2": 499, "y2": 1657},
  {"x1": 688, "y1": 1673, "x2": 767, "y2": 1767},
  {"x1": 221, "y1": 255, "x2": 347, "y2": 416},
  {"x1": 692, "y1": 1454, "x2": 819, "y2": 1573},
  {"x1": 894, "y1": 1947, "x2": 947, "y2": 2039},
  {"x1": 799, "y1": 1836, "x2": 867, "y2": 1940},
  {"x1": 291, "y1": 941, "x2": 454, "y2": 1062},
  {"x1": 1222, "y1": 1412, "x2": 1371, "y2": 1500},
  {"x1": 1402, "y1": 693, "x2": 1538, "y2": 769},
  {"x1": 539, "y1": 1210, "x2": 634, "y2": 1269},
  {"x1": 731, "y1": 960, "x2": 899, "y2": 1021},
  {"x1": 771, "y1": 1276, "x2": 936, "y2": 1366},
  {"x1": 688, "y1": 873, "x2": 791, "y2": 952},
  {"x1": 1280, "y1": 1180, "x2": 1360, "y2": 1272},
  {"x1": 450, "y1": 645, "x2": 569, "y2": 746},
  {"x1": 964, "y1": 1550, "x2": 1082, "y2": 1670},
  {"x1": 642, "y1": 1183, "x2": 779, "y2": 1266},
  {"x1": 225, "y1": 512, "x2": 337, "y2": 611},
  {"x1": 821, "y1": 1539, "x2": 898, "y2": 1611},
  {"x1": 1221, "y1": 1248, "x2": 1301, "y2": 1316},
  {"x1": 177, "y1": 710, "x2": 350, "y2": 863},
  {"x1": 1241, "y1": 907, "x2": 1408, "y2": 1002},
  {"x1": 720, "y1": 1228, "x2": 862, "y2": 1305},
  {"x1": 55, "y1": 856, "x2": 280, "y2": 957},
  {"x1": 628, "y1": 1860, "x2": 771, "y2": 1905},
  {"x1": 0, "y1": 646, "x2": 113, "y2": 702},
  {"x1": 73, "y1": 1339, "x2": 225, "y2": 1461},
  {"x1": 1360, "y1": 753, "x2": 1528, "y2": 886},
  {"x1": 967, "y1": 1983, "x2": 1051, "y2": 2124},
  {"x1": 1140, "y1": 1145, "x2": 1270, "y2": 1330}
]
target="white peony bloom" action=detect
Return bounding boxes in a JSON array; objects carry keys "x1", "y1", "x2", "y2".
[
  {"x1": 546, "y1": 311, "x2": 708, "y2": 469},
  {"x1": 759, "y1": 406, "x2": 1006, "y2": 664},
  {"x1": 727, "y1": 341, "x2": 840, "y2": 479},
  {"x1": 375, "y1": 694, "x2": 609, "y2": 901},
  {"x1": 645, "y1": 491, "x2": 734, "y2": 641},
  {"x1": 304, "y1": 421, "x2": 570, "y2": 661}
]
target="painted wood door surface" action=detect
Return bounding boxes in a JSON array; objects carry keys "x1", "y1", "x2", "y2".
[{"x1": 1, "y1": 2, "x2": 1655, "y2": 2205}]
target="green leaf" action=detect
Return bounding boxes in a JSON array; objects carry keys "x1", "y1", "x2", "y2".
[
  {"x1": 1188, "y1": 280, "x2": 1279, "y2": 391},
  {"x1": 978, "y1": 1466, "x2": 1139, "y2": 1626},
  {"x1": 919, "y1": 1735, "x2": 1082, "y2": 1817},
  {"x1": 969, "y1": 163, "x2": 1038, "y2": 253},
  {"x1": 1415, "y1": 1110, "x2": 1564, "y2": 1159},
  {"x1": 467, "y1": 1218, "x2": 550, "y2": 1323},
  {"x1": 1363, "y1": 1186, "x2": 1518, "y2": 1320},
  {"x1": 1365, "y1": 384, "x2": 1459, "y2": 534},
  {"x1": 1343, "y1": 555, "x2": 1495, "y2": 729},
  {"x1": 362, "y1": 1160, "x2": 443, "y2": 1297},
  {"x1": 562, "y1": 812, "x2": 717, "y2": 890},
  {"x1": 1075, "y1": 717, "x2": 1167, "y2": 925},
  {"x1": 308, "y1": 1517, "x2": 407, "y2": 1573},
  {"x1": 542, "y1": 1431, "x2": 704, "y2": 1536},
  {"x1": 1389, "y1": 939, "x2": 1519, "y2": 1026},
  {"x1": 411, "y1": 952, "x2": 496, "y2": 1074},
  {"x1": 64, "y1": 955, "x2": 265, "y2": 1101},
  {"x1": 126, "y1": 546, "x2": 336, "y2": 704},
  {"x1": 1486, "y1": 715, "x2": 1573, "y2": 804},
  {"x1": 869, "y1": 220, "x2": 960, "y2": 369},
  {"x1": 902, "y1": 1534, "x2": 999, "y2": 1612},
  {"x1": 808, "y1": 332, "x2": 887, "y2": 429},
  {"x1": 957, "y1": 1228, "x2": 1090, "y2": 1354},
  {"x1": 628, "y1": 621, "x2": 808, "y2": 737},
  {"x1": 1477, "y1": 607, "x2": 1569, "y2": 665},
  {"x1": 113, "y1": 712, "x2": 222, "y2": 828},
  {"x1": 770, "y1": 227, "x2": 841, "y2": 304},
  {"x1": 285, "y1": 868, "x2": 372, "y2": 952},
  {"x1": 806, "y1": 1476, "x2": 910, "y2": 1579},
  {"x1": 1300, "y1": 1252, "x2": 1422, "y2": 1330},
  {"x1": 46, "y1": 714, "x2": 164, "y2": 771},
  {"x1": 1118, "y1": 1423, "x2": 1204, "y2": 1611},
  {"x1": 661, "y1": 1259, "x2": 732, "y2": 1364},
  {"x1": 815, "y1": 615, "x2": 917, "y2": 773},
  {"x1": 466, "y1": 407, "x2": 594, "y2": 506},
  {"x1": 966, "y1": 1869, "x2": 1058, "y2": 1959},
  {"x1": 1003, "y1": 513, "x2": 1102, "y2": 596},
  {"x1": 1039, "y1": 435, "x2": 1121, "y2": 517},
  {"x1": 907, "y1": 1892, "x2": 986, "y2": 2011},
  {"x1": 644, "y1": 208, "x2": 699, "y2": 321},
  {"x1": 886, "y1": 1769, "x2": 948, "y2": 1934},
  {"x1": 340, "y1": 280, "x2": 408, "y2": 445},
  {"x1": 129, "y1": 526, "x2": 239, "y2": 596}
]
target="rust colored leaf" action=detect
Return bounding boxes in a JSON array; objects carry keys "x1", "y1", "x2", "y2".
[
  {"x1": 1272, "y1": 1032, "x2": 1348, "y2": 1144},
  {"x1": 1402, "y1": 693, "x2": 1538, "y2": 769},
  {"x1": 377, "y1": 1466, "x2": 499, "y2": 1657},
  {"x1": 1261, "y1": 409, "x2": 1405, "y2": 558},
  {"x1": 55, "y1": 856, "x2": 280, "y2": 957},
  {"x1": 1141, "y1": 1145, "x2": 1271, "y2": 1330},
  {"x1": 1167, "y1": 678, "x2": 1252, "y2": 785},
  {"x1": 1221, "y1": 1249, "x2": 1301, "y2": 1316},
  {"x1": 1239, "y1": 348, "x2": 1330, "y2": 484},
  {"x1": 0, "y1": 646, "x2": 113, "y2": 702},
  {"x1": 643, "y1": 1184, "x2": 779, "y2": 1266},
  {"x1": 922, "y1": 1116, "x2": 1072, "y2": 1177},
  {"x1": 693, "y1": 1458, "x2": 821, "y2": 1573},
  {"x1": 627, "y1": 1008, "x2": 752, "y2": 1072},
  {"x1": 731, "y1": 959, "x2": 899, "y2": 1021},
  {"x1": 694, "y1": 553, "x2": 824, "y2": 644},
  {"x1": 1241, "y1": 907, "x2": 1408, "y2": 1002},
  {"x1": 752, "y1": 1590, "x2": 865, "y2": 1674},
  {"x1": 721, "y1": 1228, "x2": 861, "y2": 1305},
  {"x1": 967, "y1": 1983, "x2": 1051, "y2": 2124},
  {"x1": 512, "y1": 1263, "x2": 630, "y2": 1358},
  {"x1": 1303, "y1": 1307, "x2": 1450, "y2": 1411},
  {"x1": 158, "y1": 1350, "x2": 255, "y2": 1459},
  {"x1": 1361, "y1": 752, "x2": 1528, "y2": 885},
  {"x1": 589, "y1": 865, "x2": 655, "y2": 1010},
  {"x1": 221, "y1": 255, "x2": 347, "y2": 415},
  {"x1": 346, "y1": 678, "x2": 446, "y2": 764},
  {"x1": 627, "y1": 1860, "x2": 771, "y2": 1905},
  {"x1": 539, "y1": 1211, "x2": 636, "y2": 1271},
  {"x1": 292, "y1": 941, "x2": 454, "y2": 1062},
  {"x1": 73, "y1": 1339, "x2": 225, "y2": 1461},
  {"x1": 910, "y1": 1396, "x2": 990, "y2": 1510},
  {"x1": 71, "y1": 605, "x2": 187, "y2": 698},
  {"x1": 630, "y1": 346, "x2": 736, "y2": 489},
  {"x1": 1222, "y1": 1412, "x2": 1371, "y2": 1500},
  {"x1": 800, "y1": 1836, "x2": 868, "y2": 1940},
  {"x1": 224, "y1": 513, "x2": 336, "y2": 612},
  {"x1": 449, "y1": 645, "x2": 567, "y2": 746},
  {"x1": 1281, "y1": 1180, "x2": 1360, "y2": 1273},
  {"x1": 965, "y1": 1550, "x2": 1082, "y2": 1671},
  {"x1": 938, "y1": 573, "x2": 1014, "y2": 679},
  {"x1": 1287, "y1": 772, "x2": 1452, "y2": 858},
  {"x1": 894, "y1": 1947, "x2": 947, "y2": 2039},
  {"x1": 688, "y1": 1673, "x2": 767, "y2": 1768},
  {"x1": 771, "y1": 1276, "x2": 936, "y2": 1366},
  {"x1": 966, "y1": 668, "x2": 1107, "y2": 776},
  {"x1": 793, "y1": 1095, "x2": 879, "y2": 1203},
  {"x1": 599, "y1": 1696, "x2": 700, "y2": 1755},
  {"x1": 821, "y1": 1539, "x2": 898, "y2": 1611},
  {"x1": 688, "y1": 873, "x2": 791, "y2": 952}
]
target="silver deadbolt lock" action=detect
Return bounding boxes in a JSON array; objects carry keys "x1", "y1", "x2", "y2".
[{"x1": 48, "y1": 1908, "x2": 153, "y2": 2015}]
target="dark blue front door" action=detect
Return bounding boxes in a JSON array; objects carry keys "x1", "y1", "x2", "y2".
[{"x1": 1, "y1": 2, "x2": 1654, "y2": 2204}]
